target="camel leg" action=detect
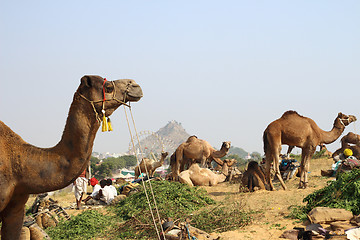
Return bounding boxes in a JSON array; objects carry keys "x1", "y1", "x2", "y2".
[
  {"x1": 287, "y1": 146, "x2": 294, "y2": 156},
  {"x1": 265, "y1": 153, "x2": 275, "y2": 191},
  {"x1": 1, "y1": 194, "x2": 29, "y2": 240},
  {"x1": 273, "y1": 151, "x2": 288, "y2": 190},
  {"x1": 299, "y1": 147, "x2": 315, "y2": 189},
  {"x1": 201, "y1": 156, "x2": 207, "y2": 168}
]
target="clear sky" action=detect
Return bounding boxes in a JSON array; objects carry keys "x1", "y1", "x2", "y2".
[{"x1": 1, "y1": 1, "x2": 359, "y2": 155}]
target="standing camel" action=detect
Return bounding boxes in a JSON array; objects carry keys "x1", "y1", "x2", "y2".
[
  {"x1": 171, "y1": 136, "x2": 231, "y2": 179},
  {"x1": 263, "y1": 111, "x2": 356, "y2": 190},
  {"x1": 0, "y1": 75, "x2": 143, "y2": 239},
  {"x1": 134, "y1": 152, "x2": 169, "y2": 179}
]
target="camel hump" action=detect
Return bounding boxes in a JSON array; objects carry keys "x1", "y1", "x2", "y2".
[
  {"x1": 281, "y1": 110, "x2": 302, "y2": 118},
  {"x1": 186, "y1": 135, "x2": 198, "y2": 142}
]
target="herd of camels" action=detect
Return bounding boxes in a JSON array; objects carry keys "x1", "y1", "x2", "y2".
[{"x1": 0, "y1": 75, "x2": 357, "y2": 239}]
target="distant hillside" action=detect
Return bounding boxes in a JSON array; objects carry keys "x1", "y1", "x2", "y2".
[
  {"x1": 228, "y1": 146, "x2": 249, "y2": 158},
  {"x1": 156, "y1": 120, "x2": 191, "y2": 147},
  {"x1": 128, "y1": 120, "x2": 190, "y2": 156},
  {"x1": 128, "y1": 121, "x2": 252, "y2": 158}
]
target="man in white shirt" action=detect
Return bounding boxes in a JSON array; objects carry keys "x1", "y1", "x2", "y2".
[{"x1": 106, "y1": 178, "x2": 118, "y2": 197}]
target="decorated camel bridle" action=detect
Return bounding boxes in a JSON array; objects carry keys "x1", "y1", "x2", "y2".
[
  {"x1": 77, "y1": 78, "x2": 131, "y2": 131},
  {"x1": 338, "y1": 116, "x2": 352, "y2": 128}
]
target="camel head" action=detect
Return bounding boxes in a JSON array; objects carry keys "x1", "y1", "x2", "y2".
[
  {"x1": 221, "y1": 141, "x2": 231, "y2": 151},
  {"x1": 161, "y1": 152, "x2": 169, "y2": 161},
  {"x1": 78, "y1": 75, "x2": 143, "y2": 117},
  {"x1": 335, "y1": 113, "x2": 357, "y2": 128}
]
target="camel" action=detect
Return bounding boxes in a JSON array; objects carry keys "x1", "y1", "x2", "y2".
[
  {"x1": 178, "y1": 163, "x2": 228, "y2": 187},
  {"x1": 333, "y1": 145, "x2": 360, "y2": 160},
  {"x1": 332, "y1": 132, "x2": 360, "y2": 158},
  {"x1": 263, "y1": 110, "x2": 356, "y2": 190},
  {"x1": 134, "y1": 152, "x2": 169, "y2": 179},
  {"x1": 239, "y1": 161, "x2": 269, "y2": 192},
  {"x1": 0, "y1": 75, "x2": 143, "y2": 239},
  {"x1": 171, "y1": 136, "x2": 231, "y2": 179},
  {"x1": 319, "y1": 144, "x2": 332, "y2": 157}
]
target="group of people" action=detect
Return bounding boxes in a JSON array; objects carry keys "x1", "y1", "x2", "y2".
[{"x1": 73, "y1": 174, "x2": 118, "y2": 209}]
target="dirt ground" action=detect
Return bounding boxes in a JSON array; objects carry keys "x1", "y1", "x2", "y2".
[
  {"x1": 202, "y1": 157, "x2": 334, "y2": 240},
  {"x1": 25, "y1": 157, "x2": 335, "y2": 240}
]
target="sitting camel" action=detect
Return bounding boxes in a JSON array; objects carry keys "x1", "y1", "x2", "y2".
[
  {"x1": 134, "y1": 152, "x2": 168, "y2": 179},
  {"x1": 239, "y1": 161, "x2": 269, "y2": 192},
  {"x1": 333, "y1": 145, "x2": 360, "y2": 160},
  {"x1": 0, "y1": 75, "x2": 143, "y2": 239},
  {"x1": 332, "y1": 132, "x2": 360, "y2": 158},
  {"x1": 178, "y1": 163, "x2": 227, "y2": 187},
  {"x1": 263, "y1": 111, "x2": 356, "y2": 190},
  {"x1": 172, "y1": 136, "x2": 231, "y2": 179}
]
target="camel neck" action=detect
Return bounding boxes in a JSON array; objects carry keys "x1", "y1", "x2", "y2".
[
  {"x1": 21, "y1": 93, "x2": 100, "y2": 193},
  {"x1": 320, "y1": 122, "x2": 344, "y2": 144}
]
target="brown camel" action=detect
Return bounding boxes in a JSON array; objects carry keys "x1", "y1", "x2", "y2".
[
  {"x1": 263, "y1": 110, "x2": 356, "y2": 190},
  {"x1": 319, "y1": 144, "x2": 332, "y2": 157},
  {"x1": 134, "y1": 152, "x2": 169, "y2": 179},
  {"x1": 332, "y1": 132, "x2": 360, "y2": 158},
  {"x1": 171, "y1": 136, "x2": 231, "y2": 179},
  {"x1": 239, "y1": 161, "x2": 269, "y2": 192},
  {"x1": 0, "y1": 75, "x2": 143, "y2": 239},
  {"x1": 333, "y1": 145, "x2": 360, "y2": 159},
  {"x1": 178, "y1": 163, "x2": 228, "y2": 187}
]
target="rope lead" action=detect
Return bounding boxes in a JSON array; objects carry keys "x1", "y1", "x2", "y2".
[{"x1": 124, "y1": 105, "x2": 165, "y2": 240}]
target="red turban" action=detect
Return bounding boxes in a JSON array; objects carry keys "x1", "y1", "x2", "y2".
[{"x1": 90, "y1": 177, "x2": 98, "y2": 186}]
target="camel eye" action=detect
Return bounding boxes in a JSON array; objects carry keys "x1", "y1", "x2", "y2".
[{"x1": 105, "y1": 84, "x2": 114, "y2": 93}]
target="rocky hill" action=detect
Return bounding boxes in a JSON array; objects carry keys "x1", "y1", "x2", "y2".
[
  {"x1": 129, "y1": 120, "x2": 252, "y2": 158},
  {"x1": 128, "y1": 120, "x2": 190, "y2": 156}
]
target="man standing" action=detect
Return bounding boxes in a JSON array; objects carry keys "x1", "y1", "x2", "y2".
[{"x1": 73, "y1": 164, "x2": 91, "y2": 210}]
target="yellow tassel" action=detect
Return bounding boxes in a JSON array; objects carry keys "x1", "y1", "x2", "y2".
[
  {"x1": 107, "y1": 118, "x2": 113, "y2": 131},
  {"x1": 102, "y1": 115, "x2": 108, "y2": 132}
]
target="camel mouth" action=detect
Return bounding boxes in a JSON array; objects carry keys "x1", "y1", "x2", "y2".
[{"x1": 127, "y1": 91, "x2": 143, "y2": 102}]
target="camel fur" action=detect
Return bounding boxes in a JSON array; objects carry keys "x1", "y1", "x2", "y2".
[
  {"x1": 239, "y1": 161, "x2": 269, "y2": 192},
  {"x1": 134, "y1": 152, "x2": 168, "y2": 179},
  {"x1": 0, "y1": 75, "x2": 143, "y2": 239},
  {"x1": 171, "y1": 136, "x2": 231, "y2": 179},
  {"x1": 263, "y1": 110, "x2": 356, "y2": 190},
  {"x1": 178, "y1": 164, "x2": 227, "y2": 187}
]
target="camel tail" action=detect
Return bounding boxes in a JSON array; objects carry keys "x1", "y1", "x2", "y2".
[{"x1": 263, "y1": 130, "x2": 269, "y2": 155}]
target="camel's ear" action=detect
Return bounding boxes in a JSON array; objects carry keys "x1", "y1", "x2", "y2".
[
  {"x1": 338, "y1": 112, "x2": 343, "y2": 118},
  {"x1": 81, "y1": 75, "x2": 93, "y2": 88}
]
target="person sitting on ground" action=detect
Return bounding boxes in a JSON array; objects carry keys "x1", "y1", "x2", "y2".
[
  {"x1": 83, "y1": 177, "x2": 100, "y2": 204},
  {"x1": 83, "y1": 179, "x2": 108, "y2": 205},
  {"x1": 106, "y1": 178, "x2": 118, "y2": 197},
  {"x1": 99, "y1": 179, "x2": 116, "y2": 205},
  {"x1": 335, "y1": 149, "x2": 360, "y2": 176},
  {"x1": 333, "y1": 148, "x2": 354, "y2": 171}
]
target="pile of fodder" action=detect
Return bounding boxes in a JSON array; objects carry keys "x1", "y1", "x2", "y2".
[
  {"x1": 46, "y1": 210, "x2": 113, "y2": 240},
  {"x1": 114, "y1": 180, "x2": 252, "y2": 239},
  {"x1": 303, "y1": 169, "x2": 360, "y2": 215}
]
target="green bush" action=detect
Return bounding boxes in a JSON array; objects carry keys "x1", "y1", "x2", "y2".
[
  {"x1": 114, "y1": 180, "x2": 252, "y2": 239},
  {"x1": 303, "y1": 168, "x2": 360, "y2": 214}
]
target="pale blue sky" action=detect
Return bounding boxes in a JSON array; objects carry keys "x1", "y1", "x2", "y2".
[{"x1": 1, "y1": 1, "x2": 359, "y2": 155}]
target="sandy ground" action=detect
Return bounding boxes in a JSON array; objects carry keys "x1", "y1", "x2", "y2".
[
  {"x1": 203, "y1": 157, "x2": 334, "y2": 240},
  {"x1": 25, "y1": 157, "x2": 335, "y2": 239}
]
